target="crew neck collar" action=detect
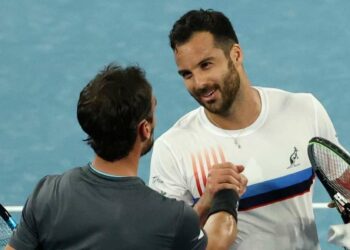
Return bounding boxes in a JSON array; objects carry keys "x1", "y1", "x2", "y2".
[
  {"x1": 88, "y1": 162, "x2": 128, "y2": 179},
  {"x1": 199, "y1": 87, "x2": 268, "y2": 137}
]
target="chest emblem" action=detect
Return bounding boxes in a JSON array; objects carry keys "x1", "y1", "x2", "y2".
[{"x1": 288, "y1": 146, "x2": 301, "y2": 169}]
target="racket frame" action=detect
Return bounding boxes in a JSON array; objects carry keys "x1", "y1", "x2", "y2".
[
  {"x1": 0, "y1": 204, "x2": 17, "y2": 231},
  {"x1": 308, "y1": 137, "x2": 350, "y2": 223}
]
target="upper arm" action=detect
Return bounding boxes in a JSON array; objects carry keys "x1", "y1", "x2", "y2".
[
  {"x1": 8, "y1": 198, "x2": 39, "y2": 250},
  {"x1": 172, "y1": 204, "x2": 207, "y2": 250},
  {"x1": 8, "y1": 176, "x2": 50, "y2": 249},
  {"x1": 149, "y1": 138, "x2": 189, "y2": 201}
]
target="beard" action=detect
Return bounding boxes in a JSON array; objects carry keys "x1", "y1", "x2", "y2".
[
  {"x1": 191, "y1": 59, "x2": 240, "y2": 116},
  {"x1": 141, "y1": 128, "x2": 154, "y2": 156}
]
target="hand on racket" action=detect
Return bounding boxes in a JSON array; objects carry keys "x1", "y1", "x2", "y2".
[
  {"x1": 0, "y1": 204, "x2": 17, "y2": 247},
  {"x1": 308, "y1": 137, "x2": 350, "y2": 223}
]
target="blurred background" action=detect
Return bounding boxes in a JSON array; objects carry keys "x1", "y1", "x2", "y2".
[{"x1": 1, "y1": 1, "x2": 349, "y2": 249}]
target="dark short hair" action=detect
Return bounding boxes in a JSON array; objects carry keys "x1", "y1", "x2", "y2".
[
  {"x1": 169, "y1": 9, "x2": 239, "y2": 51},
  {"x1": 77, "y1": 63, "x2": 153, "y2": 162}
]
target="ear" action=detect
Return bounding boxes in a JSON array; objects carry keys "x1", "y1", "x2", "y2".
[
  {"x1": 229, "y1": 44, "x2": 243, "y2": 67},
  {"x1": 138, "y1": 120, "x2": 151, "y2": 141}
]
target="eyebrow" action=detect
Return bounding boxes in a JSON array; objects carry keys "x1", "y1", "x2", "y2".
[
  {"x1": 177, "y1": 56, "x2": 215, "y2": 76},
  {"x1": 178, "y1": 69, "x2": 190, "y2": 76}
]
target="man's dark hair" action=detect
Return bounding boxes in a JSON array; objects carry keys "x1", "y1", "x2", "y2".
[
  {"x1": 169, "y1": 9, "x2": 239, "y2": 52},
  {"x1": 77, "y1": 63, "x2": 153, "y2": 162}
]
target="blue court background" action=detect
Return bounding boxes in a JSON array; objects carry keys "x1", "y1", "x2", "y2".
[{"x1": 1, "y1": 1, "x2": 349, "y2": 249}]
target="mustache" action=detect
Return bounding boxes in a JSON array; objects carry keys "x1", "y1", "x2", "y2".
[{"x1": 193, "y1": 84, "x2": 220, "y2": 96}]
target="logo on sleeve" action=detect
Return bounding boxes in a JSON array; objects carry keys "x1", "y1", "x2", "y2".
[
  {"x1": 152, "y1": 175, "x2": 164, "y2": 184},
  {"x1": 197, "y1": 229, "x2": 205, "y2": 240}
]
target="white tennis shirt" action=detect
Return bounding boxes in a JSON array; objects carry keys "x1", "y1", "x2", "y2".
[{"x1": 150, "y1": 87, "x2": 337, "y2": 250}]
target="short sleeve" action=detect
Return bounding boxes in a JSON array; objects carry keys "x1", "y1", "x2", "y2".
[
  {"x1": 312, "y1": 95, "x2": 338, "y2": 144},
  {"x1": 8, "y1": 177, "x2": 49, "y2": 249},
  {"x1": 172, "y1": 203, "x2": 207, "y2": 250},
  {"x1": 149, "y1": 138, "x2": 190, "y2": 202}
]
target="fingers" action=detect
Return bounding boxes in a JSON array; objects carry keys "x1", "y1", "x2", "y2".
[
  {"x1": 239, "y1": 174, "x2": 248, "y2": 196},
  {"x1": 328, "y1": 201, "x2": 346, "y2": 213},
  {"x1": 206, "y1": 162, "x2": 247, "y2": 197},
  {"x1": 211, "y1": 162, "x2": 243, "y2": 171},
  {"x1": 235, "y1": 165, "x2": 245, "y2": 173},
  {"x1": 328, "y1": 201, "x2": 336, "y2": 208}
]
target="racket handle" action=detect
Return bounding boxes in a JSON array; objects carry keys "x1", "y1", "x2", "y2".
[
  {"x1": 341, "y1": 204, "x2": 350, "y2": 224},
  {"x1": 341, "y1": 213, "x2": 350, "y2": 224}
]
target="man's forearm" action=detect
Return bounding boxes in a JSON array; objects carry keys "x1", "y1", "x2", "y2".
[
  {"x1": 193, "y1": 195, "x2": 211, "y2": 227},
  {"x1": 195, "y1": 189, "x2": 239, "y2": 249},
  {"x1": 204, "y1": 211, "x2": 237, "y2": 250}
]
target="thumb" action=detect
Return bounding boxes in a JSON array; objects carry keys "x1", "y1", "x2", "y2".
[{"x1": 236, "y1": 165, "x2": 245, "y2": 173}]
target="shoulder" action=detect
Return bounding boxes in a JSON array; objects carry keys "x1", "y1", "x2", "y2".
[
  {"x1": 260, "y1": 86, "x2": 316, "y2": 101},
  {"x1": 155, "y1": 107, "x2": 204, "y2": 146},
  {"x1": 37, "y1": 167, "x2": 81, "y2": 184},
  {"x1": 30, "y1": 167, "x2": 83, "y2": 200},
  {"x1": 162, "y1": 108, "x2": 201, "y2": 135},
  {"x1": 144, "y1": 187, "x2": 199, "y2": 230},
  {"x1": 143, "y1": 185, "x2": 195, "y2": 218},
  {"x1": 144, "y1": 184, "x2": 184, "y2": 208},
  {"x1": 141, "y1": 187, "x2": 207, "y2": 248},
  {"x1": 259, "y1": 86, "x2": 319, "y2": 113}
]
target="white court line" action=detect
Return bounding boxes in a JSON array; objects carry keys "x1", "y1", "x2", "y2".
[
  {"x1": 5, "y1": 206, "x2": 24, "y2": 213},
  {"x1": 313, "y1": 203, "x2": 329, "y2": 209},
  {"x1": 5, "y1": 203, "x2": 331, "y2": 213}
]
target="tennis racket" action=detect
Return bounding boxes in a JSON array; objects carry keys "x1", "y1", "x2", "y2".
[
  {"x1": 308, "y1": 137, "x2": 350, "y2": 223},
  {"x1": 0, "y1": 204, "x2": 16, "y2": 247}
]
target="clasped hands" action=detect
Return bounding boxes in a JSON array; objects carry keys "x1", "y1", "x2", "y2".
[{"x1": 203, "y1": 162, "x2": 247, "y2": 206}]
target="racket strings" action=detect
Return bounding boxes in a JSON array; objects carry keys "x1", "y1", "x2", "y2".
[
  {"x1": 314, "y1": 145, "x2": 350, "y2": 199},
  {"x1": 0, "y1": 219, "x2": 12, "y2": 246}
]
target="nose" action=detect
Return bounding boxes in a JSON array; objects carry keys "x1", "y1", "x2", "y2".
[{"x1": 192, "y1": 72, "x2": 207, "y2": 88}]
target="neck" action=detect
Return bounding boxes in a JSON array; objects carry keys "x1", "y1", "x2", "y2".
[
  {"x1": 205, "y1": 81, "x2": 261, "y2": 130},
  {"x1": 92, "y1": 152, "x2": 139, "y2": 177}
]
